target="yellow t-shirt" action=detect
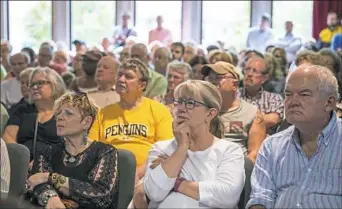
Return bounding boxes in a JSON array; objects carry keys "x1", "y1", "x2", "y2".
[{"x1": 89, "y1": 97, "x2": 173, "y2": 167}]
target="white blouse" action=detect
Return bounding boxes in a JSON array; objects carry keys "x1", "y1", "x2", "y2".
[{"x1": 144, "y1": 138, "x2": 245, "y2": 208}]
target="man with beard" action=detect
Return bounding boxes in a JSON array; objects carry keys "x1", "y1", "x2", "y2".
[
  {"x1": 203, "y1": 61, "x2": 266, "y2": 163},
  {"x1": 317, "y1": 12, "x2": 342, "y2": 49},
  {"x1": 240, "y1": 57, "x2": 284, "y2": 134},
  {"x1": 247, "y1": 65, "x2": 341, "y2": 209}
]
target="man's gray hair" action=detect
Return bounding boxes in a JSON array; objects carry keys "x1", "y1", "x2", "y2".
[
  {"x1": 291, "y1": 65, "x2": 340, "y2": 99},
  {"x1": 28, "y1": 67, "x2": 67, "y2": 104},
  {"x1": 166, "y1": 61, "x2": 192, "y2": 81},
  {"x1": 314, "y1": 66, "x2": 340, "y2": 99}
]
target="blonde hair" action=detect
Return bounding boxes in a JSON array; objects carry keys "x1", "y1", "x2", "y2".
[
  {"x1": 167, "y1": 61, "x2": 192, "y2": 81},
  {"x1": 29, "y1": 67, "x2": 67, "y2": 104},
  {"x1": 53, "y1": 50, "x2": 69, "y2": 63},
  {"x1": 54, "y1": 91, "x2": 98, "y2": 132},
  {"x1": 295, "y1": 50, "x2": 323, "y2": 66},
  {"x1": 19, "y1": 67, "x2": 35, "y2": 81},
  {"x1": 174, "y1": 80, "x2": 224, "y2": 138}
]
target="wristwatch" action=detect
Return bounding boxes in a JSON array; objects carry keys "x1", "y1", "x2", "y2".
[{"x1": 173, "y1": 177, "x2": 186, "y2": 192}]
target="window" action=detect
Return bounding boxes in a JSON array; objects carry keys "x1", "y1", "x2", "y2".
[
  {"x1": 202, "y1": 1, "x2": 251, "y2": 52},
  {"x1": 8, "y1": 1, "x2": 52, "y2": 53},
  {"x1": 135, "y1": 1, "x2": 182, "y2": 45},
  {"x1": 272, "y1": 1, "x2": 313, "y2": 42},
  {"x1": 71, "y1": 1, "x2": 116, "y2": 49}
]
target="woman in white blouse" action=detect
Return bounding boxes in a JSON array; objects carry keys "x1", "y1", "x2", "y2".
[{"x1": 140, "y1": 80, "x2": 245, "y2": 208}]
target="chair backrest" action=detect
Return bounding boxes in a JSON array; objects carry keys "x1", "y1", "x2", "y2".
[
  {"x1": 0, "y1": 103, "x2": 9, "y2": 136},
  {"x1": 238, "y1": 157, "x2": 254, "y2": 209},
  {"x1": 117, "y1": 149, "x2": 136, "y2": 209},
  {"x1": 6, "y1": 143, "x2": 30, "y2": 197}
]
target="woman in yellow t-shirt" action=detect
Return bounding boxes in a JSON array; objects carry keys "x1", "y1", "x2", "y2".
[{"x1": 89, "y1": 58, "x2": 173, "y2": 180}]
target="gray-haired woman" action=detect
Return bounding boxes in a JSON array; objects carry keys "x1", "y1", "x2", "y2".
[{"x1": 3, "y1": 67, "x2": 66, "y2": 162}]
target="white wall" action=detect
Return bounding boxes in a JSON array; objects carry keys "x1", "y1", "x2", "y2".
[{"x1": 0, "y1": 1, "x2": 272, "y2": 47}]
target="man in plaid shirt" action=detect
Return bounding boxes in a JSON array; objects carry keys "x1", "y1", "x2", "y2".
[{"x1": 241, "y1": 56, "x2": 284, "y2": 134}]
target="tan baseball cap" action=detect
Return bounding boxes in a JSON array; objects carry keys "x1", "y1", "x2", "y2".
[{"x1": 202, "y1": 61, "x2": 240, "y2": 80}]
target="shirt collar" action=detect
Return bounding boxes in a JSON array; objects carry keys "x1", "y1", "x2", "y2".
[
  {"x1": 242, "y1": 86, "x2": 264, "y2": 100},
  {"x1": 291, "y1": 111, "x2": 338, "y2": 148}
]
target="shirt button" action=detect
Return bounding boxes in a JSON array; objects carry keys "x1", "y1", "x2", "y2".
[
  {"x1": 301, "y1": 186, "x2": 304, "y2": 189},
  {"x1": 308, "y1": 168, "x2": 312, "y2": 172},
  {"x1": 297, "y1": 203, "x2": 301, "y2": 207}
]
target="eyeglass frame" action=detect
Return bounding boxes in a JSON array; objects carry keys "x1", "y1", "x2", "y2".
[
  {"x1": 206, "y1": 74, "x2": 237, "y2": 84},
  {"x1": 173, "y1": 98, "x2": 210, "y2": 110},
  {"x1": 243, "y1": 67, "x2": 267, "y2": 76},
  {"x1": 29, "y1": 80, "x2": 51, "y2": 89}
]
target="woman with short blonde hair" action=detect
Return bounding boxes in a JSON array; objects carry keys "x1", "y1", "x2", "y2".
[{"x1": 26, "y1": 92, "x2": 119, "y2": 209}]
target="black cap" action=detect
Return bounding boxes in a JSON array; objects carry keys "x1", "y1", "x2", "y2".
[
  {"x1": 261, "y1": 13, "x2": 271, "y2": 22},
  {"x1": 72, "y1": 40, "x2": 86, "y2": 46}
]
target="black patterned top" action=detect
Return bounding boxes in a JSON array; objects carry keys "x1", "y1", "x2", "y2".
[{"x1": 30, "y1": 141, "x2": 119, "y2": 209}]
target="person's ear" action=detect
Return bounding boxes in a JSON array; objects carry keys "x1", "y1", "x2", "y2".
[
  {"x1": 82, "y1": 116, "x2": 93, "y2": 130},
  {"x1": 261, "y1": 73, "x2": 269, "y2": 84},
  {"x1": 325, "y1": 95, "x2": 337, "y2": 112},
  {"x1": 206, "y1": 108, "x2": 218, "y2": 122},
  {"x1": 139, "y1": 80, "x2": 147, "y2": 92},
  {"x1": 232, "y1": 80, "x2": 239, "y2": 91}
]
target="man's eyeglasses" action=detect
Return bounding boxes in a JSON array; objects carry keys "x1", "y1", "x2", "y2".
[
  {"x1": 207, "y1": 75, "x2": 236, "y2": 84},
  {"x1": 29, "y1": 80, "x2": 51, "y2": 89},
  {"x1": 243, "y1": 68, "x2": 264, "y2": 76},
  {"x1": 173, "y1": 98, "x2": 209, "y2": 110}
]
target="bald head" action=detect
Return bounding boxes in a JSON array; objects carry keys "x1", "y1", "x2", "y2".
[
  {"x1": 10, "y1": 53, "x2": 29, "y2": 78},
  {"x1": 287, "y1": 65, "x2": 339, "y2": 98},
  {"x1": 130, "y1": 43, "x2": 149, "y2": 65},
  {"x1": 96, "y1": 56, "x2": 120, "y2": 85}
]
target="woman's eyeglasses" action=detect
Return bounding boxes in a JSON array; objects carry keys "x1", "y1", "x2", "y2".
[
  {"x1": 173, "y1": 98, "x2": 209, "y2": 110},
  {"x1": 29, "y1": 80, "x2": 51, "y2": 89}
]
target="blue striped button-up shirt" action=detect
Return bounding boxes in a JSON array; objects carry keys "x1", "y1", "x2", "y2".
[{"x1": 246, "y1": 112, "x2": 342, "y2": 209}]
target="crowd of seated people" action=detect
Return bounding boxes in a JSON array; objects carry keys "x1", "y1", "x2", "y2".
[{"x1": 1, "y1": 11, "x2": 342, "y2": 209}]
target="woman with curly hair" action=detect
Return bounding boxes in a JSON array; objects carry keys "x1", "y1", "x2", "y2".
[{"x1": 26, "y1": 92, "x2": 119, "y2": 209}]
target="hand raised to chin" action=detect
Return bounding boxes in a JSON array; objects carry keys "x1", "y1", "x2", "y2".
[{"x1": 173, "y1": 118, "x2": 191, "y2": 149}]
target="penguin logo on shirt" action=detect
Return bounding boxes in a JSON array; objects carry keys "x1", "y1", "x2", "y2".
[{"x1": 105, "y1": 124, "x2": 147, "y2": 139}]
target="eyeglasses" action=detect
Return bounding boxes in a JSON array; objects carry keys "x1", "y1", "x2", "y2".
[
  {"x1": 29, "y1": 80, "x2": 51, "y2": 89},
  {"x1": 207, "y1": 75, "x2": 236, "y2": 84},
  {"x1": 173, "y1": 98, "x2": 209, "y2": 110},
  {"x1": 243, "y1": 68, "x2": 264, "y2": 76}
]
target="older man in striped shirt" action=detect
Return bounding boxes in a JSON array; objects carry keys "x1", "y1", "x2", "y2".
[{"x1": 247, "y1": 65, "x2": 342, "y2": 209}]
